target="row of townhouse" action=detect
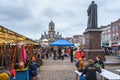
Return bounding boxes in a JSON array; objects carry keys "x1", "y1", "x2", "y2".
[
  {"x1": 101, "y1": 19, "x2": 120, "y2": 47},
  {"x1": 66, "y1": 35, "x2": 85, "y2": 48}
]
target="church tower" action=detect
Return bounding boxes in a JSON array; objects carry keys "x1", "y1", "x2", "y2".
[
  {"x1": 48, "y1": 21, "x2": 55, "y2": 42},
  {"x1": 40, "y1": 21, "x2": 63, "y2": 43}
]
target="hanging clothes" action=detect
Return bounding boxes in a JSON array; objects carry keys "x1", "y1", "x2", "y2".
[{"x1": 21, "y1": 45, "x2": 27, "y2": 64}]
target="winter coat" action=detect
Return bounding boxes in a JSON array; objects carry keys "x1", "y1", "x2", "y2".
[
  {"x1": 29, "y1": 61, "x2": 38, "y2": 77},
  {"x1": 76, "y1": 51, "x2": 82, "y2": 59},
  {"x1": 81, "y1": 64, "x2": 101, "y2": 80},
  {"x1": 94, "y1": 60, "x2": 105, "y2": 69},
  {"x1": 77, "y1": 59, "x2": 86, "y2": 71}
]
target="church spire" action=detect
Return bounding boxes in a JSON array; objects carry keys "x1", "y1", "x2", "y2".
[
  {"x1": 49, "y1": 20, "x2": 55, "y2": 31},
  {"x1": 49, "y1": 20, "x2": 54, "y2": 27}
]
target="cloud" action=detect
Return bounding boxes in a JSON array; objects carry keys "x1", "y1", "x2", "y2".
[
  {"x1": 0, "y1": 0, "x2": 120, "y2": 39},
  {"x1": 42, "y1": 7, "x2": 60, "y2": 18},
  {"x1": 0, "y1": 1, "x2": 32, "y2": 21},
  {"x1": 98, "y1": 0, "x2": 120, "y2": 25}
]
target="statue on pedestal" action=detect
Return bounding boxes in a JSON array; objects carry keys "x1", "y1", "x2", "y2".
[
  {"x1": 87, "y1": 1, "x2": 98, "y2": 29},
  {"x1": 84, "y1": 1, "x2": 105, "y2": 60}
]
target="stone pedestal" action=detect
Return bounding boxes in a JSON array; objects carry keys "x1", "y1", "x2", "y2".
[{"x1": 84, "y1": 29, "x2": 105, "y2": 60}]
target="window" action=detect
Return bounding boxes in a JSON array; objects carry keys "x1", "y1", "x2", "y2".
[
  {"x1": 116, "y1": 33, "x2": 119, "y2": 40},
  {"x1": 112, "y1": 34, "x2": 115, "y2": 40},
  {"x1": 116, "y1": 25, "x2": 118, "y2": 31},
  {"x1": 112, "y1": 27, "x2": 115, "y2": 31},
  {"x1": 108, "y1": 29, "x2": 110, "y2": 33},
  {"x1": 108, "y1": 34, "x2": 110, "y2": 40},
  {"x1": 103, "y1": 36, "x2": 105, "y2": 41},
  {"x1": 112, "y1": 25, "x2": 119, "y2": 31},
  {"x1": 104, "y1": 35, "x2": 107, "y2": 41}
]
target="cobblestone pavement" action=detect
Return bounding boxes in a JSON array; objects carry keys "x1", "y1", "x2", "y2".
[
  {"x1": 38, "y1": 57, "x2": 76, "y2": 80},
  {"x1": 34, "y1": 56, "x2": 120, "y2": 80}
]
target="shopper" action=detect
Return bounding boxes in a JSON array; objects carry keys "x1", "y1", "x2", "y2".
[
  {"x1": 94, "y1": 55, "x2": 105, "y2": 69},
  {"x1": 81, "y1": 59, "x2": 101, "y2": 80},
  {"x1": 77, "y1": 56, "x2": 86, "y2": 72},
  {"x1": 29, "y1": 56, "x2": 38, "y2": 79}
]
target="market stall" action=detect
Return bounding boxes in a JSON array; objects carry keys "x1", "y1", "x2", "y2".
[{"x1": 0, "y1": 25, "x2": 38, "y2": 80}]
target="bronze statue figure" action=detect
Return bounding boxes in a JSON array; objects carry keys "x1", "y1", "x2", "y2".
[{"x1": 87, "y1": 1, "x2": 98, "y2": 29}]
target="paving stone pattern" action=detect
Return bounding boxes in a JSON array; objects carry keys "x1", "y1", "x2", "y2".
[
  {"x1": 33, "y1": 56, "x2": 120, "y2": 80},
  {"x1": 39, "y1": 57, "x2": 76, "y2": 80}
]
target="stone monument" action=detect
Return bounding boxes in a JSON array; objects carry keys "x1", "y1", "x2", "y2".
[
  {"x1": 87, "y1": 1, "x2": 98, "y2": 29},
  {"x1": 84, "y1": 1, "x2": 105, "y2": 60}
]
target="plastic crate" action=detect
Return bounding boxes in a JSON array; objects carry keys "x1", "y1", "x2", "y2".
[{"x1": 10, "y1": 67, "x2": 29, "y2": 80}]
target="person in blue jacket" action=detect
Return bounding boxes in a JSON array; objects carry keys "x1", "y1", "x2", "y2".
[{"x1": 29, "y1": 56, "x2": 38, "y2": 78}]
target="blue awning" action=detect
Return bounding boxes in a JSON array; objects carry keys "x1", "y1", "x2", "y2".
[{"x1": 50, "y1": 39, "x2": 74, "y2": 46}]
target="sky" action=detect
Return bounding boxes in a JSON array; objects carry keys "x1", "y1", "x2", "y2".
[{"x1": 0, "y1": 0, "x2": 120, "y2": 40}]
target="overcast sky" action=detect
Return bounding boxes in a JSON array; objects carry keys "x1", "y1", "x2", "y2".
[{"x1": 0, "y1": 0, "x2": 120, "y2": 40}]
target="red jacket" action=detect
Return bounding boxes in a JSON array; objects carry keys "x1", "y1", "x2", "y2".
[
  {"x1": 81, "y1": 51, "x2": 85, "y2": 57},
  {"x1": 76, "y1": 51, "x2": 82, "y2": 59},
  {"x1": 67, "y1": 48, "x2": 71, "y2": 55}
]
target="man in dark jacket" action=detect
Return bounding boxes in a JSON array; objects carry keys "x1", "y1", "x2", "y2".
[
  {"x1": 70, "y1": 47, "x2": 74, "y2": 62},
  {"x1": 81, "y1": 59, "x2": 101, "y2": 80}
]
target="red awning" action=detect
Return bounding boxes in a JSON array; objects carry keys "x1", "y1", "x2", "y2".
[{"x1": 112, "y1": 44, "x2": 118, "y2": 47}]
